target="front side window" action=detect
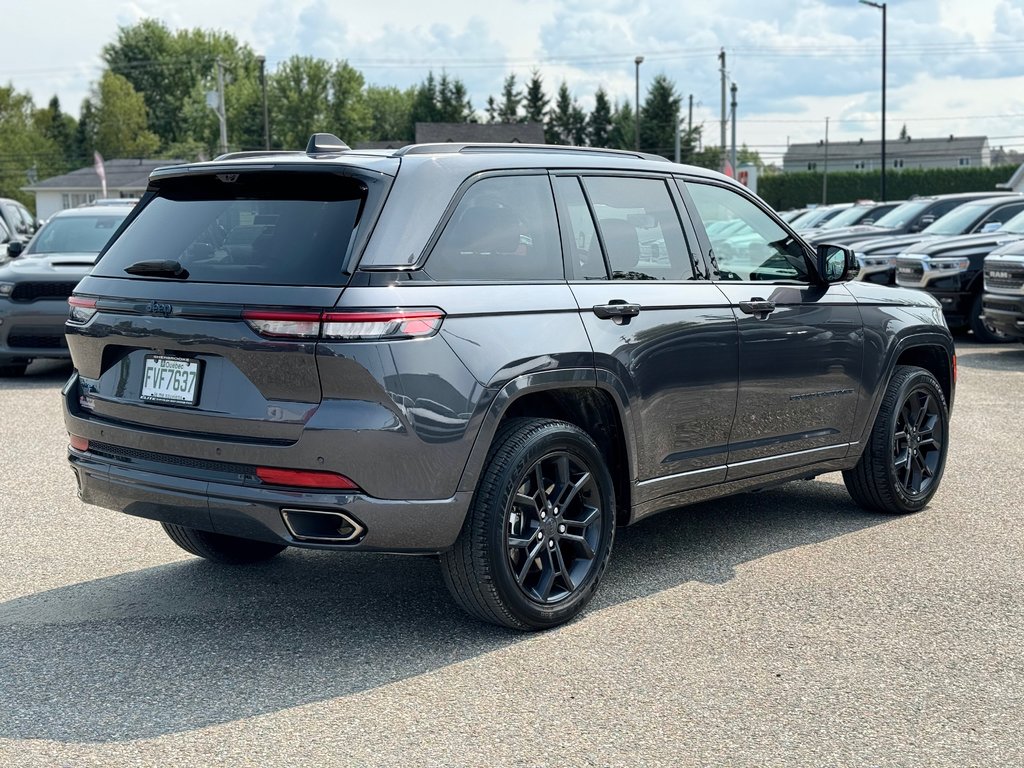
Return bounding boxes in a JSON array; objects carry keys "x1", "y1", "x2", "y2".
[
  {"x1": 425, "y1": 175, "x2": 562, "y2": 281},
  {"x1": 686, "y1": 181, "x2": 811, "y2": 283}
]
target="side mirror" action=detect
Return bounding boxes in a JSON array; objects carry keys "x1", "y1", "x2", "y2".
[
  {"x1": 815, "y1": 243, "x2": 855, "y2": 284},
  {"x1": 6, "y1": 240, "x2": 24, "y2": 258},
  {"x1": 912, "y1": 214, "x2": 936, "y2": 232}
]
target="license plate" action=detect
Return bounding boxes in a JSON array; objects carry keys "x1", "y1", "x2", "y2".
[{"x1": 141, "y1": 356, "x2": 201, "y2": 406}]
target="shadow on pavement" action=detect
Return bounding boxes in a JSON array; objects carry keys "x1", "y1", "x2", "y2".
[
  {"x1": 955, "y1": 346, "x2": 1024, "y2": 372},
  {"x1": 0, "y1": 360, "x2": 73, "y2": 389},
  {"x1": 0, "y1": 480, "x2": 890, "y2": 743}
]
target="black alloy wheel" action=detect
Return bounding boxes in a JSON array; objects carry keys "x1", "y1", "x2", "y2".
[
  {"x1": 891, "y1": 385, "x2": 944, "y2": 499},
  {"x1": 441, "y1": 418, "x2": 615, "y2": 630},
  {"x1": 843, "y1": 365, "x2": 950, "y2": 514},
  {"x1": 505, "y1": 451, "x2": 603, "y2": 604}
]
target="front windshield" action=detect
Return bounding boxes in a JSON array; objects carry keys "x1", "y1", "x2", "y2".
[
  {"x1": 922, "y1": 203, "x2": 987, "y2": 236},
  {"x1": 999, "y1": 209, "x2": 1024, "y2": 235},
  {"x1": 25, "y1": 213, "x2": 128, "y2": 255},
  {"x1": 822, "y1": 205, "x2": 873, "y2": 229},
  {"x1": 873, "y1": 200, "x2": 932, "y2": 229}
]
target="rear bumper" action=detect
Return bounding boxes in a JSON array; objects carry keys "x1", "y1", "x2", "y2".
[
  {"x1": 982, "y1": 293, "x2": 1024, "y2": 340},
  {"x1": 68, "y1": 448, "x2": 473, "y2": 552}
]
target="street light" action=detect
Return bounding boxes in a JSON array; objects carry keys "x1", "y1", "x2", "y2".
[
  {"x1": 634, "y1": 55, "x2": 644, "y2": 152},
  {"x1": 860, "y1": 0, "x2": 887, "y2": 201}
]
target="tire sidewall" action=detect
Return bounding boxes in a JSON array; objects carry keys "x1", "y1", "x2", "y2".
[{"x1": 484, "y1": 423, "x2": 615, "y2": 629}]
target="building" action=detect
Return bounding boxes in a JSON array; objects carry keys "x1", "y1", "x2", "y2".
[
  {"x1": 783, "y1": 135, "x2": 991, "y2": 174},
  {"x1": 23, "y1": 158, "x2": 180, "y2": 220}
]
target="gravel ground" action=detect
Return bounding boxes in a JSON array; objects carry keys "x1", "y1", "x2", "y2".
[{"x1": 1, "y1": 340, "x2": 1022, "y2": 767}]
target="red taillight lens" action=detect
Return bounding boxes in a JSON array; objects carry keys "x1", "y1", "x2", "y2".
[
  {"x1": 322, "y1": 309, "x2": 444, "y2": 340},
  {"x1": 242, "y1": 310, "x2": 322, "y2": 338},
  {"x1": 68, "y1": 296, "x2": 97, "y2": 324},
  {"x1": 952, "y1": 354, "x2": 957, "y2": 384},
  {"x1": 255, "y1": 466, "x2": 361, "y2": 491},
  {"x1": 69, "y1": 434, "x2": 89, "y2": 452},
  {"x1": 242, "y1": 308, "x2": 445, "y2": 340}
]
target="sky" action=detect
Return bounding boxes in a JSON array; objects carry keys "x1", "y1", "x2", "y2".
[{"x1": 4, "y1": 0, "x2": 1024, "y2": 164}]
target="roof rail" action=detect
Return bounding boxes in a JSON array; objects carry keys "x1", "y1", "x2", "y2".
[
  {"x1": 213, "y1": 150, "x2": 300, "y2": 161},
  {"x1": 394, "y1": 142, "x2": 669, "y2": 162},
  {"x1": 306, "y1": 133, "x2": 351, "y2": 154}
]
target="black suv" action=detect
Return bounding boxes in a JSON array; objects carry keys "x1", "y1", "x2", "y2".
[{"x1": 64, "y1": 136, "x2": 955, "y2": 630}]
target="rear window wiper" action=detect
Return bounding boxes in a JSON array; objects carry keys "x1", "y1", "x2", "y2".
[{"x1": 123, "y1": 259, "x2": 190, "y2": 279}]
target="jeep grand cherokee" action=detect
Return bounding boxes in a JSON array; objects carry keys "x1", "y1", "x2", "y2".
[{"x1": 63, "y1": 135, "x2": 955, "y2": 630}]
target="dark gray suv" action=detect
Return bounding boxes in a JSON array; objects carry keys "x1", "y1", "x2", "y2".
[{"x1": 64, "y1": 135, "x2": 955, "y2": 630}]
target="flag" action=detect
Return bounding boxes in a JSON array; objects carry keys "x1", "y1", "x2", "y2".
[
  {"x1": 722, "y1": 160, "x2": 734, "y2": 179},
  {"x1": 94, "y1": 151, "x2": 107, "y2": 198}
]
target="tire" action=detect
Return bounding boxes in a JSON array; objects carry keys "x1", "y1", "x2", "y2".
[
  {"x1": 843, "y1": 365, "x2": 949, "y2": 514},
  {"x1": 161, "y1": 523, "x2": 287, "y2": 564},
  {"x1": 970, "y1": 293, "x2": 1010, "y2": 344},
  {"x1": 0, "y1": 362, "x2": 27, "y2": 377},
  {"x1": 440, "y1": 418, "x2": 616, "y2": 631}
]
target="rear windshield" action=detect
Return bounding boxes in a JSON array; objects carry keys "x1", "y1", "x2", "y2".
[{"x1": 93, "y1": 171, "x2": 367, "y2": 285}]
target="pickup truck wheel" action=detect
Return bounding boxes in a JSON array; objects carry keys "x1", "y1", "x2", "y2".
[
  {"x1": 440, "y1": 418, "x2": 615, "y2": 630},
  {"x1": 160, "y1": 523, "x2": 287, "y2": 564},
  {"x1": 970, "y1": 293, "x2": 1010, "y2": 343},
  {"x1": 843, "y1": 365, "x2": 949, "y2": 514}
]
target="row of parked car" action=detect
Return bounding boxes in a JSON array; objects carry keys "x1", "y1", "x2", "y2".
[{"x1": 782, "y1": 192, "x2": 1024, "y2": 344}]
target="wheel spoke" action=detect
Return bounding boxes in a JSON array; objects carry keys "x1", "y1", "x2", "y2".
[
  {"x1": 516, "y1": 541, "x2": 544, "y2": 586},
  {"x1": 553, "y1": 544, "x2": 573, "y2": 591},
  {"x1": 555, "y1": 472, "x2": 592, "y2": 511},
  {"x1": 561, "y1": 532, "x2": 595, "y2": 560},
  {"x1": 565, "y1": 505, "x2": 599, "y2": 529},
  {"x1": 914, "y1": 395, "x2": 933, "y2": 430},
  {"x1": 536, "y1": 553, "x2": 556, "y2": 600},
  {"x1": 515, "y1": 492, "x2": 538, "y2": 511}
]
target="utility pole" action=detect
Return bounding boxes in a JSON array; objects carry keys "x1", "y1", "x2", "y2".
[
  {"x1": 688, "y1": 94, "x2": 694, "y2": 136},
  {"x1": 823, "y1": 116, "x2": 830, "y2": 204},
  {"x1": 860, "y1": 0, "x2": 887, "y2": 201},
  {"x1": 730, "y1": 82, "x2": 738, "y2": 178},
  {"x1": 674, "y1": 102, "x2": 681, "y2": 163},
  {"x1": 719, "y1": 49, "x2": 727, "y2": 172},
  {"x1": 215, "y1": 59, "x2": 228, "y2": 155},
  {"x1": 257, "y1": 55, "x2": 270, "y2": 150},
  {"x1": 634, "y1": 55, "x2": 644, "y2": 152}
]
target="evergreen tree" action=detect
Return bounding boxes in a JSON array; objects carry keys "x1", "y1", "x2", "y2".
[
  {"x1": 639, "y1": 74, "x2": 682, "y2": 159},
  {"x1": 523, "y1": 69, "x2": 549, "y2": 124},
  {"x1": 410, "y1": 72, "x2": 440, "y2": 125},
  {"x1": 498, "y1": 74, "x2": 522, "y2": 123},
  {"x1": 34, "y1": 96, "x2": 77, "y2": 169},
  {"x1": 485, "y1": 96, "x2": 499, "y2": 124},
  {"x1": 587, "y1": 88, "x2": 613, "y2": 148},
  {"x1": 608, "y1": 101, "x2": 635, "y2": 150},
  {"x1": 546, "y1": 82, "x2": 586, "y2": 145}
]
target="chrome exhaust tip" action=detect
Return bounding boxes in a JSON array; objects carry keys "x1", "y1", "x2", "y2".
[{"x1": 281, "y1": 508, "x2": 366, "y2": 544}]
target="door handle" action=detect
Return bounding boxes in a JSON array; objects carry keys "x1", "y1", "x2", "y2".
[
  {"x1": 738, "y1": 298, "x2": 776, "y2": 319},
  {"x1": 593, "y1": 301, "x2": 641, "y2": 323}
]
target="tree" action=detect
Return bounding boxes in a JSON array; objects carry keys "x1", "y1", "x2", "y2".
[
  {"x1": 366, "y1": 85, "x2": 415, "y2": 141},
  {"x1": 34, "y1": 96, "x2": 77, "y2": 170},
  {"x1": 484, "y1": 95, "x2": 499, "y2": 124},
  {"x1": 546, "y1": 82, "x2": 586, "y2": 146},
  {"x1": 899, "y1": 123, "x2": 910, "y2": 140},
  {"x1": 0, "y1": 86, "x2": 61, "y2": 207},
  {"x1": 410, "y1": 72, "x2": 440, "y2": 125},
  {"x1": 326, "y1": 61, "x2": 372, "y2": 144},
  {"x1": 523, "y1": 69, "x2": 549, "y2": 124},
  {"x1": 92, "y1": 71, "x2": 160, "y2": 158},
  {"x1": 411, "y1": 72, "x2": 473, "y2": 126},
  {"x1": 268, "y1": 56, "x2": 332, "y2": 150},
  {"x1": 639, "y1": 74, "x2": 681, "y2": 159},
  {"x1": 608, "y1": 101, "x2": 634, "y2": 150},
  {"x1": 587, "y1": 88, "x2": 613, "y2": 148},
  {"x1": 498, "y1": 74, "x2": 522, "y2": 123}
]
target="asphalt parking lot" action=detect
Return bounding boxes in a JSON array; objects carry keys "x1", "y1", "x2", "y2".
[{"x1": 1, "y1": 340, "x2": 1022, "y2": 767}]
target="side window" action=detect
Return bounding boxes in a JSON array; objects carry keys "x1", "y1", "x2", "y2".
[
  {"x1": 581, "y1": 176, "x2": 694, "y2": 281},
  {"x1": 686, "y1": 182, "x2": 811, "y2": 283},
  {"x1": 926, "y1": 200, "x2": 961, "y2": 220},
  {"x1": 553, "y1": 176, "x2": 606, "y2": 280},
  {"x1": 987, "y1": 202, "x2": 1024, "y2": 225},
  {"x1": 425, "y1": 175, "x2": 562, "y2": 282},
  {"x1": 16, "y1": 204, "x2": 35, "y2": 233}
]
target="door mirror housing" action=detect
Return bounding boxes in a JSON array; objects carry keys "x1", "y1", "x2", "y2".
[
  {"x1": 911, "y1": 214, "x2": 936, "y2": 232},
  {"x1": 6, "y1": 240, "x2": 24, "y2": 258},
  {"x1": 815, "y1": 243, "x2": 856, "y2": 284}
]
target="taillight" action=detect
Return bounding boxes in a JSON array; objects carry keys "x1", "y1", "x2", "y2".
[
  {"x1": 256, "y1": 466, "x2": 361, "y2": 491},
  {"x1": 68, "y1": 296, "x2": 97, "y2": 324},
  {"x1": 243, "y1": 308, "x2": 444, "y2": 340},
  {"x1": 322, "y1": 309, "x2": 444, "y2": 340},
  {"x1": 952, "y1": 353, "x2": 957, "y2": 384},
  {"x1": 242, "y1": 310, "x2": 321, "y2": 338}
]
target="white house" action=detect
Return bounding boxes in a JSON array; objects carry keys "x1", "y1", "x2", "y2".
[{"x1": 23, "y1": 158, "x2": 180, "y2": 220}]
